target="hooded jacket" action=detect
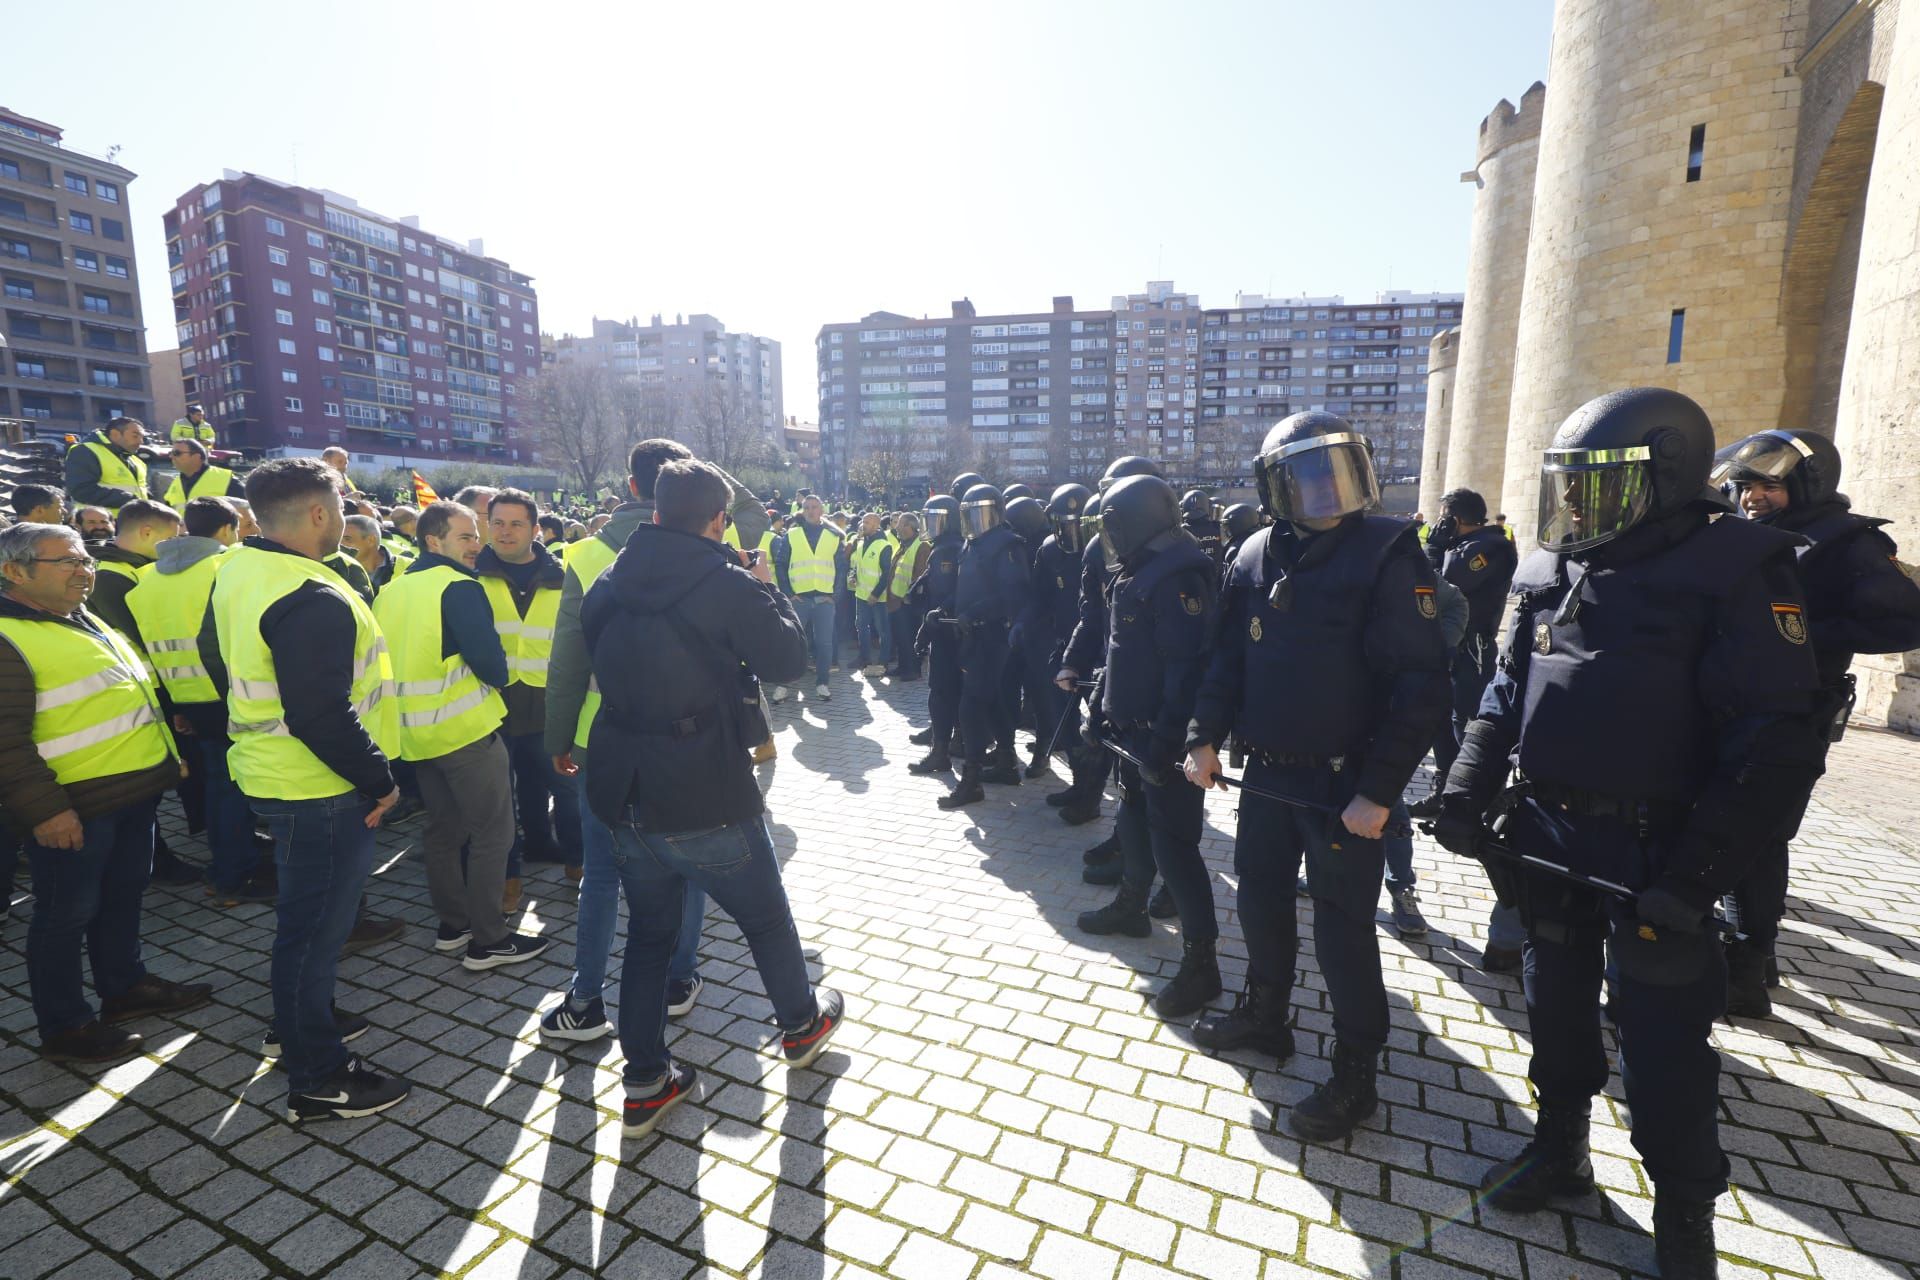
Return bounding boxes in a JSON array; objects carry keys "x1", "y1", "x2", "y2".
[{"x1": 580, "y1": 525, "x2": 809, "y2": 831}]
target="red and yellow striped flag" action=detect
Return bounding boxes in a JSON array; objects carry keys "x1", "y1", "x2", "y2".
[{"x1": 411, "y1": 470, "x2": 439, "y2": 504}]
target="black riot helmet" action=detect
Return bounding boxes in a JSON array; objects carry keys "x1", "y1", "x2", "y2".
[
  {"x1": 1710, "y1": 428, "x2": 1842, "y2": 511},
  {"x1": 960, "y1": 483, "x2": 1004, "y2": 539},
  {"x1": 1047, "y1": 483, "x2": 1092, "y2": 554},
  {"x1": 1179, "y1": 489, "x2": 1217, "y2": 524},
  {"x1": 1004, "y1": 495, "x2": 1049, "y2": 542},
  {"x1": 1099, "y1": 474, "x2": 1181, "y2": 565},
  {"x1": 1001, "y1": 483, "x2": 1035, "y2": 503},
  {"x1": 922, "y1": 494, "x2": 961, "y2": 542},
  {"x1": 1253, "y1": 411, "x2": 1380, "y2": 527},
  {"x1": 950, "y1": 471, "x2": 988, "y2": 499},
  {"x1": 1099, "y1": 455, "x2": 1163, "y2": 493},
  {"x1": 1538, "y1": 387, "x2": 1720, "y2": 554},
  {"x1": 1221, "y1": 502, "x2": 1262, "y2": 545}
]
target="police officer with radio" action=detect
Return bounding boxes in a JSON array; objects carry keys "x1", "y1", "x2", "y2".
[
  {"x1": 937, "y1": 485, "x2": 1029, "y2": 808},
  {"x1": 1712, "y1": 429, "x2": 1920, "y2": 1016},
  {"x1": 907, "y1": 495, "x2": 965, "y2": 777},
  {"x1": 1185, "y1": 412, "x2": 1449, "y2": 1142},
  {"x1": 1433, "y1": 389, "x2": 1824, "y2": 1279}
]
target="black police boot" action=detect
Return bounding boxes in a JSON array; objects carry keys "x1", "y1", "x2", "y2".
[
  {"x1": 1151, "y1": 938, "x2": 1222, "y2": 1019},
  {"x1": 1148, "y1": 883, "x2": 1176, "y2": 919},
  {"x1": 1289, "y1": 1041, "x2": 1379, "y2": 1142},
  {"x1": 1193, "y1": 981, "x2": 1294, "y2": 1059},
  {"x1": 1652, "y1": 1190, "x2": 1719, "y2": 1280},
  {"x1": 1764, "y1": 953, "x2": 1781, "y2": 988},
  {"x1": 936, "y1": 765, "x2": 985, "y2": 810},
  {"x1": 1724, "y1": 939, "x2": 1772, "y2": 1019},
  {"x1": 909, "y1": 727, "x2": 933, "y2": 746},
  {"x1": 1024, "y1": 751, "x2": 1052, "y2": 780},
  {"x1": 1060, "y1": 795, "x2": 1103, "y2": 826},
  {"x1": 1046, "y1": 787, "x2": 1076, "y2": 807},
  {"x1": 1477, "y1": 1102, "x2": 1596, "y2": 1211},
  {"x1": 981, "y1": 746, "x2": 1022, "y2": 786},
  {"x1": 1077, "y1": 881, "x2": 1151, "y2": 938},
  {"x1": 1082, "y1": 831, "x2": 1122, "y2": 885},
  {"x1": 907, "y1": 748, "x2": 952, "y2": 775}
]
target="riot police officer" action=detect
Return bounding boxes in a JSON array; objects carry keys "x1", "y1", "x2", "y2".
[
  {"x1": 1028, "y1": 484, "x2": 1092, "y2": 792},
  {"x1": 1185, "y1": 412, "x2": 1449, "y2": 1142},
  {"x1": 1180, "y1": 489, "x2": 1222, "y2": 559},
  {"x1": 907, "y1": 495, "x2": 965, "y2": 776},
  {"x1": 938, "y1": 485, "x2": 1029, "y2": 808},
  {"x1": 1712, "y1": 429, "x2": 1920, "y2": 1016},
  {"x1": 1219, "y1": 503, "x2": 1262, "y2": 570},
  {"x1": 1435, "y1": 389, "x2": 1824, "y2": 1279},
  {"x1": 1004, "y1": 494, "x2": 1058, "y2": 778},
  {"x1": 1001, "y1": 483, "x2": 1035, "y2": 503},
  {"x1": 1074, "y1": 474, "x2": 1222, "y2": 1017},
  {"x1": 950, "y1": 471, "x2": 987, "y2": 501}
]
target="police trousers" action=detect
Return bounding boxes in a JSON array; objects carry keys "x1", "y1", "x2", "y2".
[
  {"x1": 1233, "y1": 758, "x2": 1389, "y2": 1053},
  {"x1": 1115, "y1": 755, "x2": 1216, "y2": 944},
  {"x1": 1724, "y1": 735, "x2": 1830, "y2": 954},
  {"x1": 927, "y1": 631, "x2": 962, "y2": 754},
  {"x1": 1508, "y1": 801, "x2": 1729, "y2": 1202},
  {"x1": 958, "y1": 621, "x2": 1013, "y2": 765}
]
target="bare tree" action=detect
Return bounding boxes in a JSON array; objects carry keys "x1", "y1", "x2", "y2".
[
  {"x1": 846, "y1": 421, "x2": 914, "y2": 503},
  {"x1": 688, "y1": 380, "x2": 775, "y2": 475},
  {"x1": 524, "y1": 363, "x2": 625, "y2": 495}
]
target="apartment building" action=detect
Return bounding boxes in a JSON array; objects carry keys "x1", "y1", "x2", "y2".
[
  {"x1": 165, "y1": 171, "x2": 539, "y2": 468},
  {"x1": 552, "y1": 314, "x2": 783, "y2": 437},
  {"x1": 0, "y1": 107, "x2": 152, "y2": 437}
]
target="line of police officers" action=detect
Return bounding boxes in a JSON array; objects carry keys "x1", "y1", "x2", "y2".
[{"x1": 890, "y1": 387, "x2": 1920, "y2": 1279}]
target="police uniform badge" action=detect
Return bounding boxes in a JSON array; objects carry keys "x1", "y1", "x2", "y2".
[
  {"x1": 1056, "y1": 575, "x2": 1065, "y2": 589},
  {"x1": 1249, "y1": 616, "x2": 1263, "y2": 642},
  {"x1": 1534, "y1": 621, "x2": 1552, "y2": 654},
  {"x1": 1771, "y1": 602, "x2": 1807, "y2": 645},
  {"x1": 1413, "y1": 585, "x2": 1436, "y2": 619},
  {"x1": 1181, "y1": 593, "x2": 1202, "y2": 616},
  {"x1": 1469, "y1": 553, "x2": 1488, "y2": 572}
]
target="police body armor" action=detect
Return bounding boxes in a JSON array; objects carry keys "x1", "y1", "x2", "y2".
[
  {"x1": 954, "y1": 524, "x2": 1020, "y2": 621},
  {"x1": 1510, "y1": 515, "x2": 1802, "y2": 801},
  {"x1": 1229, "y1": 516, "x2": 1414, "y2": 758},
  {"x1": 1035, "y1": 536, "x2": 1081, "y2": 652},
  {"x1": 1101, "y1": 536, "x2": 1215, "y2": 727}
]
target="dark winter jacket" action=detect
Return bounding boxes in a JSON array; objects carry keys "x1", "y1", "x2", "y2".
[
  {"x1": 581, "y1": 525, "x2": 810, "y2": 831},
  {"x1": 63, "y1": 433, "x2": 147, "y2": 509}
]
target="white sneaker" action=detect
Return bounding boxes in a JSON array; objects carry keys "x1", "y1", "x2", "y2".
[
  {"x1": 815, "y1": 683, "x2": 831, "y2": 699},
  {"x1": 769, "y1": 685, "x2": 788, "y2": 703}
]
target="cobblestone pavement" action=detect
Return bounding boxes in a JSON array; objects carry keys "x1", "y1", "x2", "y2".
[{"x1": 4, "y1": 673, "x2": 1920, "y2": 1280}]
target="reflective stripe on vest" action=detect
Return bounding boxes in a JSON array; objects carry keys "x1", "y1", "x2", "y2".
[
  {"x1": 566, "y1": 535, "x2": 619, "y2": 750},
  {"x1": 211, "y1": 545, "x2": 399, "y2": 799},
  {"x1": 480, "y1": 574, "x2": 561, "y2": 688},
  {"x1": 372, "y1": 564, "x2": 505, "y2": 760},
  {"x1": 125, "y1": 553, "x2": 224, "y2": 704},
  {"x1": 854, "y1": 536, "x2": 890, "y2": 597},
  {"x1": 170, "y1": 420, "x2": 216, "y2": 443},
  {"x1": 0, "y1": 612, "x2": 174, "y2": 785},
  {"x1": 163, "y1": 466, "x2": 235, "y2": 513},
  {"x1": 784, "y1": 524, "x2": 841, "y2": 595},
  {"x1": 82, "y1": 434, "x2": 147, "y2": 496},
  {"x1": 890, "y1": 537, "x2": 921, "y2": 598}
]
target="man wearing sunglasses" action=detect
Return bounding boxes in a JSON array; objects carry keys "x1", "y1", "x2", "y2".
[{"x1": 162, "y1": 438, "x2": 236, "y2": 512}]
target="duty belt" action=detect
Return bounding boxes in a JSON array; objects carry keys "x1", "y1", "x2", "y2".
[
  {"x1": 1528, "y1": 782, "x2": 1686, "y2": 827},
  {"x1": 1248, "y1": 747, "x2": 1345, "y2": 771}
]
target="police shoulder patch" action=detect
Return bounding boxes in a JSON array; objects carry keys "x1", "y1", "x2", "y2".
[
  {"x1": 1181, "y1": 593, "x2": 1202, "y2": 615},
  {"x1": 1249, "y1": 616, "x2": 1263, "y2": 642},
  {"x1": 1413, "y1": 585, "x2": 1437, "y2": 619},
  {"x1": 1771, "y1": 602, "x2": 1807, "y2": 645},
  {"x1": 1468, "y1": 552, "x2": 1488, "y2": 572}
]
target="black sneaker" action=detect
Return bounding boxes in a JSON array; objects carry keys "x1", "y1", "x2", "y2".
[
  {"x1": 209, "y1": 868, "x2": 278, "y2": 908},
  {"x1": 782, "y1": 989, "x2": 845, "y2": 1069},
  {"x1": 287, "y1": 1055, "x2": 410, "y2": 1122},
  {"x1": 433, "y1": 923, "x2": 472, "y2": 953},
  {"x1": 622, "y1": 1061, "x2": 696, "y2": 1139},
  {"x1": 462, "y1": 932, "x2": 550, "y2": 972},
  {"x1": 149, "y1": 857, "x2": 202, "y2": 887},
  {"x1": 539, "y1": 994, "x2": 611, "y2": 1043},
  {"x1": 667, "y1": 976, "x2": 703, "y2": 1019},
  {"x1": 1388, "y1": 887, "x2": 1429, "y2": 938},
  {"x1": 262, "y1": 1006, "x2": 371, "y2": 1060}
]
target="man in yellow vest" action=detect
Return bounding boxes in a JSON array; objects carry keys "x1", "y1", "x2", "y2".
[
  {"x1": 340, "y1": 514, "x2": 408, "y2": 596},
  {"x1": 162, "y1": 438, "x2": 236, "y2": 512},
  {"x1": 0, "y1": 521, "x2": 210, "y2": 1066},
  {"x1": 776, "y1": 495, "x2": 843, "y2": 699},
  {"x1": 169, "y1": 403, "x2": 216, "y2": 445},
  {"x1": 475, "y1": 488, "x2": 578, "y2": 902},
  {"x1": 886, "y1": 511, "x2": 929, "y2": 680},
  {"x1": 850, "y1": 511, "x2": 895, "y2": 678},
  {"x1": 63, "y1": 416, "x2": 150, "y2": 509},
  {"x1": 127, "y1": 496, "x2": 275, "y2": 907},
  {"x1": 375, "y1": 500, "x2": 547, "y2": 972},
  {"x1": 207, "y1": 457, "x2": 409, "y2": 1119}
]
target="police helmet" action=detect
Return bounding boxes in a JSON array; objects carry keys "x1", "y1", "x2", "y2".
[
  {"x1": 1001, "y1": 483, "x2": 1035, "y2": 503},
  {"x1": 1099, "y1": 474, "x2": 1180, "y2": 564},
  {"x1": 1538, "y1": 387, "x2": 1719, "y2": 553},
  {"x1": 1099, "y1": 455, "x2": 1163, "y2": 493},
  {"x1": 1004, "y1": 495, "x2": 1049, "y2": 542},
  {"x1": 922, "y1": 494, "x2": 961, "y2": 541},
  {"x1": 960, "y1": 483, "x2": 1004, "y2": 539},
  {"x1": 1710, "y1": 429, "x2": 1842, "y2": 512},
  {"x1": 1179, "y1": 489, "x2": 1217, "y2": 524},
  {"x1": 1221, "y1": 502, "x2": 1262, "y2": 544},
  {"x1": 950, "y1": 471, "x2": 988, "y2": 499},
  {"x1": 1253, "y1": 411, "x2": 1380, "y2": 527},
  {"x1": 1047, "y1": 483, "x2": 1092, "y2": 554}
]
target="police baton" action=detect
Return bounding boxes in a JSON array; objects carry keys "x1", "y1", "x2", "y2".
[{"x1": 1100, "y1": 737, "x2": 1412, "y2": 840}]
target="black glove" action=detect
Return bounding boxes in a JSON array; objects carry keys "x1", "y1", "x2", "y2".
[
  {"x1": 1136, "y1": 732, "x2": 1179, "y2": 787},
  {"x1": 1428, "y1": 792, "x2": 1485, "y2": 859},
  {"x1": 1634, "y1": 882, "x2": 1705, "y2": 935},
  {"x1": 1081, "y1": 694, "x2": 1110, "y2": 753}
]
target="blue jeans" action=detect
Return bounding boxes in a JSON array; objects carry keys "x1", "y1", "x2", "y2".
[
  {"x1": 569, "y1": 761, "x2": 702, "y2": 1003},
  {"x1": 252, "y1": 791, "x2": 377, "y2": 1092},
  {"x1": 854, "y1": 598, "x2": 892, "y2": 668},
  {"x1": 1382, "y1": 799, "x2": 1416, "y2": 891},
  {"x1": 796, "y1": 595, "x2": 836, "y2": 687},
  {"x1": 200, "y1": 738, "x2": 262, "y2": 893},
  {"x1": 504, "y1": 730, "x2": 582, "y2": 875},
  {"x1": 25, "y1": 796, "x2": 156, "y2": 1038},
  {"x1": 609, "y1": 814, "x2": 816, "y2": 1081}
]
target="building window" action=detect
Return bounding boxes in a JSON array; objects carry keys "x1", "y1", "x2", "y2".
[
  {"x1": 68, "y1": 211, "x2": 93, "y2": 234},
  {"x1": 1666, "y1": 309, "x2": 1686, "y2": 363},
  {"x1": 318, "y1": 346, "x2": 334, "y2": 362},
  {"x1": 73, "y1": 250, "x2": 98, "y2": 272},
  {"x1": 95, "y1": 180, "x2": 118, "y2": 203},
  {"x1": 285, "y1": 396, "x2": 302, "y2": 412},
  {"x1": 104, "y1": 255, "x2": 128, "y2": 279},
  {"x1": 17, "y1": 359, "x2": 47, "y2": 378},
  {"x1": 101, "y1": 218, "x2": 123, "y2": 241},
  {"x1": 281, "y1": 369, "x2": 299, "y2": 384},
  {"x1": 314, "y1": 316, "x2": 332, "y2": 334},
  {"x1": 279, "y1": 338, "x2": 298, "y2": 355},
  {"x1": 265, "y1": 217, "x2": 286, "y2": 236},
  {"x1": 0, "y1": 159, "x2": 19, "y2": 181},
  {"x1": 272, "y1": 278, "x2": 292, "y2": 296},
  {"x1": 4, "y1": 278, "x2": 32, "y2": 300},
  {"x1": 324, "y1": 402, "x2": 340, "y2": 417},
  {"x1": 1686, "y1": 124, "x2": 1706, "y2": 182},
  {"x1": 311, "y1": 288, "x2": 330, "y2": 305},
  {"x1": 82, "y1": 292, "x2": 110, "y2": 313},
  {"x1": 91, "y1": 369, "x2": 121, "y2": 388},
  {"x1": 269, "y1": 247, "x2": 289, "y2": 266},
  {"x1": 275, "y1": 308, "x2": 293, "y2": 325},
  {"x1": 64, "y1": 173, "x2": 88, "y2": 195},
  {"x1": 308, "y1": 258, "x2": 327, "y2": 277}
]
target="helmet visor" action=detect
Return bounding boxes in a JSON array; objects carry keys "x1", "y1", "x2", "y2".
[
  {"x1": 921, "y1": 508, "x2": 951, "y2": 540},
  {"x1": 961, "y1": 500, "x2": 1002, "y2": 539},
  {"x1": 1537, "y1": 447, "x2": 1653, "y2": 552},
  {"x1": 1709, "y1": 431, "x2": 1813, "y2": 491},
  {"x1": 1053, "y1": 515, "x2": 1083, "y2": 554},
  {"x1": 1257, "y1": 434, "x2": 1379, "y2": 522}
]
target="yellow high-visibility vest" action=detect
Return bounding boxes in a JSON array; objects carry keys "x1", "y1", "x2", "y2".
[
  {"x1": 889, "y1": 536, "x2": 922, "y2": 598},
  {"x1": 80, "y1": 432, "x2": 147, "y2": 496},
  {"x1": 0, "y1": 611, "x2": 175, "y2": 786},
  {"x1": 211, "y1": 545, "x2": 399, "y2": 799},
  {"x1": 125, "y1": 553, "x2": 225, "y2": 704},
  {"x1": 784, "y1": 523, "x2": 841, "y2": 595},
  {"x1": 565, "y1": 534, "x2": 618, "y2": 751},
  {"x1": 170, "y1": 418, "x2": 216, "y2": 444},
  {"x1": 481, "y1": 573, "x2": 561, "y2": 689},
  {"x1": 373, "y1": 565, "x2": 506, "y2": 761},
  {"x1": 163, "y1": 466, "x2": 235, "y2": 512},
  {"x1": 853, "y1": 536, "x2": 890, "y2": 598}
]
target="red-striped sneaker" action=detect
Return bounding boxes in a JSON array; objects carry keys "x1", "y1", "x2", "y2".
[
  {"x1": 621, "y1": 1061, "x2": 696, "y2": 1139},
  {"x1": 781, "y1": 989, "x2": 845, "y2": 1069}
]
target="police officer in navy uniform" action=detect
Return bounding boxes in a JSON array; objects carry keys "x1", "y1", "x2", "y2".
[
  {"x1": 1435, "y1": 389, "x2": 1825, "y2": 1280},
  {"x1": 1218, "y1": 503, "x2": 1263, "y2": 572},
  {"x1": 1180, "y1": 489, "x2": 1222, "y2": 559},
  {"x1": 907, "y1": 495, "x2": 965, "y2": 776},
  {"x1": 1185, "y1": 412, "x2": 1449, "y2": 1142},
  {"x1": 1003, "y1": 494, "x2": 1057, "y2": 778},
  {"x1": 1020, "y1": 485, "x2": 1089, "y2": 787},
  {"x1": 1712, "y1": 429, "x2": 1920, "y2": 1016},
  {"x1": 938, "y1": 484, "x2": 1029, "y2": 808},
  {"x1": 1073, "y1": 474, "x2": 1222, "y2": 1017}
]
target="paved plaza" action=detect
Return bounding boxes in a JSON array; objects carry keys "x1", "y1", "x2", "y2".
[{"x1": 3, "y1": 677, "x2": 1919, "y2": 1280}]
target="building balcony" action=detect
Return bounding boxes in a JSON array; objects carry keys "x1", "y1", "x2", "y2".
[
  {"x1": 334, "y1": 299, "x2": 373, "y2": 324},
  {"x1": 330, "y1": 274, "x2": 366, "y2": 297},
  {"x1": 2, "y1": 245, "x2": 66, "y2": 275},
  {"x1": 0, "y1": 203, "x2": 58, "y2": 230}
]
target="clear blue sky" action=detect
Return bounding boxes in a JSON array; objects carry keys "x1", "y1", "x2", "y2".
[{"x1": 11, "y1": 0, "x2": 1554, "y2": 422}]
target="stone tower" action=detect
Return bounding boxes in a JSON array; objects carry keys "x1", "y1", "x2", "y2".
[
  {"x1": 1416, "y1": 328, "x2": 1460, "y2": 519},
  {"x1": 1500, "y1": 0, "x2": 1807, "y2": 549},
  {"x1": 1439, "y1": 84, "x2": 1544, "y2": 518}
]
